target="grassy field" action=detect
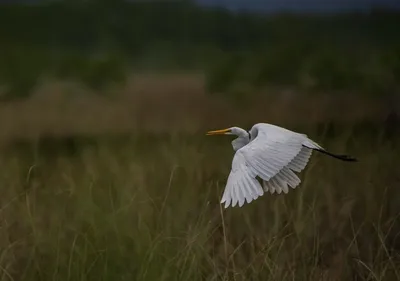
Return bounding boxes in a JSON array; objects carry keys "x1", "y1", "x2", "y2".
[
  {"x1": 0, "y1": 73, "x2": 394, "y2": 142},
  {"x1": 0, "y1": 74, "x2": 399, "y2": 281},
  {"x1": 0, "y1": 3, "x2": 400, "y2": 280}
]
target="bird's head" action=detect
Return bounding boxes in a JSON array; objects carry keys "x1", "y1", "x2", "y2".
[
  {"x1": 206, "y1": 127, "x2": 248, "y2": 137},
  {"x1": 207, "y1": 126, "x2": 250, "y2": 151}
]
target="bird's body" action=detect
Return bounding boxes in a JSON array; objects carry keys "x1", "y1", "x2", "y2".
[{"x1": 206, "y1": 123, "x2": 356, "y2": 208}]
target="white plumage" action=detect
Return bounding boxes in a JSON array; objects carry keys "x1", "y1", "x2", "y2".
[{"x1": 206, "y1": 123, "x2": 356, "y2": 208}]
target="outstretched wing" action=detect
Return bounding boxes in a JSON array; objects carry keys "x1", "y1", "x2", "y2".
[
  {"x1": 220, "y1": 152, "x2": 265, "y2": 208},
  {"x1": 262, "y1": 145, "x2": 313, "y2": 194},
  {"x1": 221, "y1": 127, "x2": 311, "y2": 208}
]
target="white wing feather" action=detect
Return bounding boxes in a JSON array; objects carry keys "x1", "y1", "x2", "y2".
[
  {"x1": 221, "y1": 152, "x2": 264, "y2": 208},
  {"x1": 221, "y1": 124, "x2": 321, "y2": 208}
]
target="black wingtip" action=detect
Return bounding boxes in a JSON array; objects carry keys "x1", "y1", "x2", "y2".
[
  {"x1": 335, "y1": 154, "x2": 358, "y2": 162},
  {"x1": 315, "y1": 149, "x2": 358, "y2": 162}
]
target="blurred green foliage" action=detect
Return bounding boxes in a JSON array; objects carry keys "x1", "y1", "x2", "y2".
[{"x1": 0, "y1": 1, "x2": 399, "y2": 99}]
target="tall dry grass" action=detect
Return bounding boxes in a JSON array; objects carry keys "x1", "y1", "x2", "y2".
[
  {"x1": 0, "y1": 73, "x2": 393, "y2": 143},
  {"x1": 0, "y1": 74, "x2": 399, "y2": 281}
]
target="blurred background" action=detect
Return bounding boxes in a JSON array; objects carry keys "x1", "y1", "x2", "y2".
[{"x1": 0, "y1": 0, "x2": 399, "y2": 280}]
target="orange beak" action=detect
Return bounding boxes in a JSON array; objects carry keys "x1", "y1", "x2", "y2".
[{"x1": 206, "y1": 128, "x2": 231, "y2": 136}]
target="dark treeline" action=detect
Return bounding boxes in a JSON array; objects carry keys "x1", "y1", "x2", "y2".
[
  {"x1": 1, "y1": 1, "x2": 400, "y2": 51},
  {"x1": 0, "y1": 1, "x2": 400, "y2": 98}
]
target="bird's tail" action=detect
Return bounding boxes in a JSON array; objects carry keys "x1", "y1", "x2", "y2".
[
  {"x1": 314, "y1": 148, "x2": 357, "y2": 162},
  {"x1": 302, "y1": 138, "x2": 357, "y2": 162}
]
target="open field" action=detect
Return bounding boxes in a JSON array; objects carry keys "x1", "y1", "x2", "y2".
[
  {"x1": 1, "y1": 2, "x2": 400, "y2": 280},
  {"x1": 0, "y1": 73, "x2": 397, "y2": 142},
  {"x1": 0, "y1": 74, "x2": 399, "y2": 281}
]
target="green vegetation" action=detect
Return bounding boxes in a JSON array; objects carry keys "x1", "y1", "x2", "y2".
[
  {"x1": 0, "y1": 128, "x2": 399, "y2": 280},
  {"x1": 0, "y1": 1, "x2": 400, "y2": 99},
  {"x1": 0, "y1": 1, "x2": 399, "y2": 280}
]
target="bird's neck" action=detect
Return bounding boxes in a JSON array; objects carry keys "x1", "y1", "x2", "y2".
[{"x1": 232, "y1": 134, "x2": 250, "y2": 151}]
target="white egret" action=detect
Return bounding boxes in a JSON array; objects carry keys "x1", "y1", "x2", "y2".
[{"x1": 206, "y1": 123, "x2": 357, "y2": 208}]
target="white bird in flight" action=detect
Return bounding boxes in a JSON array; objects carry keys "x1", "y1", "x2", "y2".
[{"x1": 206, "y1": 123, "x2": 357, "y2": 208}]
